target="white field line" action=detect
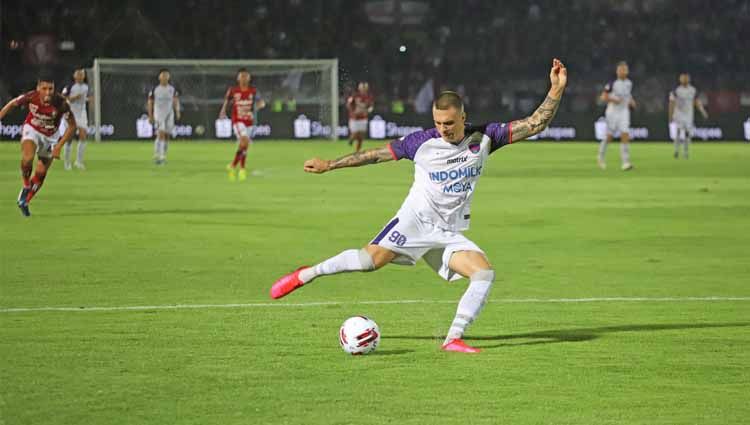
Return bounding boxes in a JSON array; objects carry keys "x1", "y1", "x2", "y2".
[{"x1": 0, "y1": 296, "x2": 749, "y2": 314}]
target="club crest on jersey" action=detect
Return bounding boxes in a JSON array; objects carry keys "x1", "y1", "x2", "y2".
[{"x1": 469, "y1": 143, "x2": 481, "y2": 154}]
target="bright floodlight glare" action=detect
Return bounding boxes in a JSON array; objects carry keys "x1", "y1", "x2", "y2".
[{"x1": 399, "y1": 45, "x2": 407, "y2": 53}]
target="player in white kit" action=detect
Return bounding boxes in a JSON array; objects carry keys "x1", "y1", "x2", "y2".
[
  {"x1": 148, "y1": 69, "x2": 180, "y2": 164},
  {"x1": 598, "y1": 61, "x2": 636, "y2": 171},
  {"x1": 271, "y1": 59, "x2": 568, "y2": 354},
  {"x1": 61, "y1": 68, "x2": 91, "y2": 170},
  {"x1": 669, "y1": 73, "x2": 708, "y2": 159}
]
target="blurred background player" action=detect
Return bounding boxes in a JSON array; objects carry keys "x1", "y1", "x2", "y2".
[
  {"x1": 598, "y1": 61, "x2": 636, "y2": 171},
  {"x1": 346, "y1": 82, "x2": 374, "y2": 152},
  {"x1": 669, "y1": 73, "x2": 708, "y2": 159},
  {"x1": 61, "y1": 68, "x2": 91, "y2": 170},
  {"x1": 0, "y1": 74, "x2": 76, "y2": 216},
  {"x1": 219, "y1": 68, "x2": 266, "y2": 182},
  {"x1": 148, "y1": 68, "x2": 180, "y2": 165}
]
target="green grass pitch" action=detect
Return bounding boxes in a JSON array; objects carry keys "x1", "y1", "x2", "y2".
[{"x1": 1, "y1": 140, "x2": 749, "y2": 424}]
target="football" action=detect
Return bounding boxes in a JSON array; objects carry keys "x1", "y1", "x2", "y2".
[{"x1": 339, "y1": 316, "x2": 380, "y2": 355}]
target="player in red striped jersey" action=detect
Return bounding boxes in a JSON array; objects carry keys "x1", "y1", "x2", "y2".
[
  {"x1": 346, "y1": 82, "x2": 374, "y2": 152},
  {"x1": 0, "y1": 74, "x2": 76, "y2": 216},
  {"x1": 219, "y1": 68, "x2": 266, "y2": 182}
]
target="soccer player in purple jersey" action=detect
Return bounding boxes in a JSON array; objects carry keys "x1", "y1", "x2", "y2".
[{"x1": 271, "y1": 59, "x2": 568, "y2": 353}]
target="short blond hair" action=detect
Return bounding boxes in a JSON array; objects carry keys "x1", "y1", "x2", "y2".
[{"x1": 433, "y1": 91, "x2": 464, "y2": 112}]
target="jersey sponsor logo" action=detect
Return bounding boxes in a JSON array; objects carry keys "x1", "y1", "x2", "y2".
[
  {"x1": 428, "y1": 166, "x2": 482, "y2": 183},
  {"x1": 446, "y1": 155, "x2": 467, "y2": 164},
  {"x1": 468, "y1": 142, "x2": 481, "y2": 153},
  {"x1": 443, "y1": 181, "x2": 473, "y2": 193}
]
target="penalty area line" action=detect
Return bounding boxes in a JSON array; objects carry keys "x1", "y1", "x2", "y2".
[{"x1": 0, "y1": 296, "x2": 749, "y2": 314}]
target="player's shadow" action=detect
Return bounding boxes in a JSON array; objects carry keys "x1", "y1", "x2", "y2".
[
  {"x1": 372, "y1": 349, "x2": 415, "y2": 356},
  {"x1": 386, "y1": 322, "x2": 750, "y2": 350}
]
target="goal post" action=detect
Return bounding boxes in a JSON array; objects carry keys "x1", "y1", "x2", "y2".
[{"x1": 91, "y1": 58, "x2": 339, "y2": 141}]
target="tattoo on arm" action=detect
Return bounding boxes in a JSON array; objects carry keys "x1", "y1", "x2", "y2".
[
  {"x1": 328, "y1": 146, "x2": 394, "y2": 170},
  {"x1": 510, "y1": 95, "x2": 561, "y2": 142}
]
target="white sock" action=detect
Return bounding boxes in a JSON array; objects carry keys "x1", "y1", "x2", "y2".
[
  {"x1": 673, "y1": 138, "x2": 680, "y2": 155},
  {"x1": 445, "y1": 270, "x2": 495, "y2": 344},
  {"x1": 76, "y1": 141, "x2": 86, "y2": 164},
  {"x1": 64, "y1": 142, "x2": 72, "y2": 166},
  {"x1": 620, "y1": 143, "x2": 631, "y2": 164},
  {"x1": 684, "y1": 137, "x2": 690, "y2": 158},
  {"x1": 298, "y1": 249, "x2": 375, "y2": 284},
  {"x1": 154, "y1": 138, "x2": 160, "y2": 157},
  {"x1": 158, "y1": 141, "x2": 166, "y2": 159},
  {"x1": 597, "y1": 139, "x2": 608, "y2": 160}
]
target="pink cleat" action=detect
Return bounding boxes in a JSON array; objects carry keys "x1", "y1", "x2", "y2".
[
  {"x1": 270, "y1": 266, "x2": 309, "y2": 299},
  {"x1": 441, "y1": 338, "x2": 481, "y2": 353}
]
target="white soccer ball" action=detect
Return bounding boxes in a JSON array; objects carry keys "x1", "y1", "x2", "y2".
[{"x1": 339, "y1": 316, "x2": 380, "y2": 355}]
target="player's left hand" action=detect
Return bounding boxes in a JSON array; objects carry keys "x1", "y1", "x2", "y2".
[
  {"x1": 550, "y1": 58, "x2": 567, "y2": 91},
  {"x1": 304, "y1": 158, "x2": 331, "y2": 174},
  {"x1": 51, "y1": 147, "x2": 62, "y2": 159}
]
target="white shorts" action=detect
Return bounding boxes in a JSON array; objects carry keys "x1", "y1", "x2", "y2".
[
  {"x1": 21, "y1": 124, "x2": 59, "y2": 159},
  {"x1": 605, "y1": 111, "x2": 630, "y2": 136},
  {"x1": 672, "y1": 119, "x2": 694, "y2": 138},
  {"x1": 72, "y1": 110, "x2": 88, "y2": 130},
  {"x1": 371, "y1": 208, "x2": 484, "y2": 281},
  {"x1": 233, "y1": 122, "x2": 254, "y2": 140},
  {"x1": 349, "y1": 119, "x2": 368, "y2": 134},
  {"x1": 154, "y1": 113, "x2": 174, "y2": 134}
]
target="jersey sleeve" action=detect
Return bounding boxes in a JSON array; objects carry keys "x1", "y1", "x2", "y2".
[
  {"x1": 61, "y1": 85, "x2": 70, "y2": 96},
  {"x1": 148, "y1": 87, "x2": 155, "y2": 99},
  {"x1": 603, "y1": 81, "x2": 613, "y2": 93},
  {"x1": 12, "y1": 91, "x2": 33, "y2": 107},
  {"x1": 388, "y1": 128, "x2": 439, "y2": 161},
  {"x1": 485, "y1": 122, "x2": 513, "y2": 153}
]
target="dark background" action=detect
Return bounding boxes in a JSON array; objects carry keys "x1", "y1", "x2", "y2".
[{"x1": 1, "y1": 0, "x2": 748, "y2": 139}]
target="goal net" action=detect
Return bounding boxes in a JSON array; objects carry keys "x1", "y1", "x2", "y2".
[{"x1": 90, "y1": 58, "x2": 339, "y2": 141}]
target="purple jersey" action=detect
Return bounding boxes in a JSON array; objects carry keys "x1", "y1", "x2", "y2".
[{"x1": 388, "y1": 123, "x2": 512, "y2": 231}]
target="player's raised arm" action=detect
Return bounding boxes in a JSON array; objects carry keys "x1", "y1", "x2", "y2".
[
  {"x1": 0, "y1": 97, "x2": 19, "y2": 119},
  {"x1": 303, "y1": 145, "x2": 394, "y2": 174},
  {"x1": 509, "y1": 58, "x2": 567, "y2": 142}
]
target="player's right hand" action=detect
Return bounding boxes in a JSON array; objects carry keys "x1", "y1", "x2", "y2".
[
  {"x1": 148, "y1": 116, "x2": 154, "y2": 124},
  {"x1": 550, "y1": 58, "x2": 567, "y2": 91},
  {"x1": 304, "y1": 158, "x2": 331, "y2": 174}
]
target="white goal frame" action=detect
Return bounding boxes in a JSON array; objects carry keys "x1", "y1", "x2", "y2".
[{"x1": 91, "y1": 58, "x2": 339, "y2": 141}]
